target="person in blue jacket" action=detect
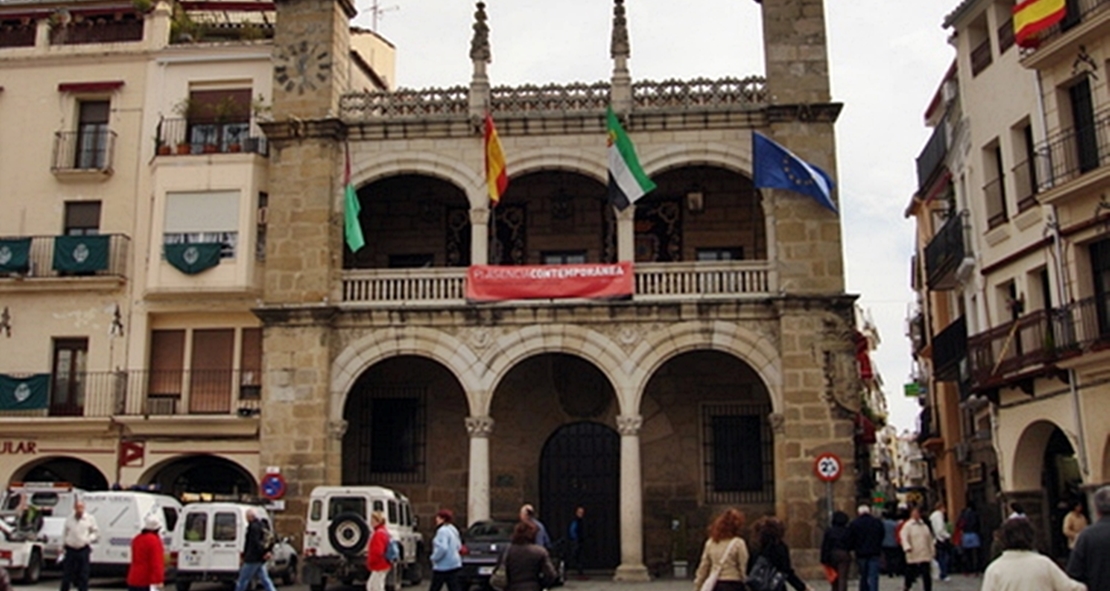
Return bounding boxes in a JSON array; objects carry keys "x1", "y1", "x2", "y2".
[{"x1": 429, "y1": 509, "x2": 463, "y2": 591}]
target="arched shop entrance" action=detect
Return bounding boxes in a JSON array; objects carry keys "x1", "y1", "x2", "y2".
[
  {"x1": 143, "y1": 455, "x2": 256, "y2": 499},
  {"x1": 15, "y1": 457, "x2": 108, "y2": 490}
]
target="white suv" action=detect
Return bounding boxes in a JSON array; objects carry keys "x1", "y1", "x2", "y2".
[{"x1": 302, "y1": 486, "x2": 422, "y2": 591}]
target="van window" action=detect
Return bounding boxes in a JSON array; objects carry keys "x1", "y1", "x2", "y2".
[
  {"x1": 373, "y1": 500, "x2": 384, "y2": 514},
  {"x1": 30, "y1": 492, "x2": 59, "y2": 507},
  {"x1": 387, "y1": 500, "x2": 398, "y2": 524},
  {"x1": 403, "y1": 503, "x2": 412, "y2": 527},
  {"x1": 164, "y1": 507, "x2": 179, "y2": 532},
  {"x1": 310, "y1": 500, "x2": 322, "y2": 521},
  {"x1": 213, "y1": 512, "x2": 238, "y2": 541},
  {"x1": 3, "y1": 493, "x2": 22, "y2": 511},
  {"x1": 328, "y1": 497, "x2": 366, "y2": 519},
  {"x1": 184, "y1": 513, "x2": 207, "y2": 541}
]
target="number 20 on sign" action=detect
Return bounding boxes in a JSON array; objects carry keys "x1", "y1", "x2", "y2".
[{"x1": 813, "y1": 452, "x2": 842, "y2": 483}]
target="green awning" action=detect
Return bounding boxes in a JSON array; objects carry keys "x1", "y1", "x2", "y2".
[
  {"x1": 165, "y1": 242, "x2": 222, "y2": 275},
  {"x1": 53, "y1": 235, "x2": 109, "y2": 273},
  {"x1": 0, "y1": 238, "x2": 31, "y2": 273},
  {"x1": 0, "y1": 374, "x2": 49, "y2": 410}
]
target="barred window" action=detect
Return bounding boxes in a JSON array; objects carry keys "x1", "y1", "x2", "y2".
[
  {"x1": 703, "y1": 403, "x2": 773, "y2": 504},
  {"x1": 345, "y1": 385, "x2": 426, "y2": 484}
]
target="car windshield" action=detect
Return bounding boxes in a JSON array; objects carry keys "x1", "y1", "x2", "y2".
[{"x1": 465, "y1": 521, "x2": 514, "y2": 541}]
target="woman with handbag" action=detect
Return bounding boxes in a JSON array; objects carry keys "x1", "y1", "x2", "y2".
[
  {"x1": 747, "y1": 516, "x2": 813, "y2": 591},
  {"x1": 693, "y1": 509, "x2": 749, "y2": 591},
  {"x1": 500, "y1": 521, "x2": 557, "y2": 591}
]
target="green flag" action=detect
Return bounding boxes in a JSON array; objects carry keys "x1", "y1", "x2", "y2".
[
  {"x1": 53, "y1": 235, "x2": 109, "y2": 273},
  {"x1": 165, "y1": 242, "x2": 222, "y2": 275},
  {"x1": 344, "y1": 145, "x2": 365, "y2": 252},
  {"x1": 0, "y1": 374, "x2": 50, "y2": 410},
  {"x1": 0, "y1": 238, "x2": 31, "y2": 273}
]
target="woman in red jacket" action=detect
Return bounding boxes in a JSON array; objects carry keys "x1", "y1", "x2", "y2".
[
  {"x1": 127, "y1": 515, "x2": 165, "y2": 591},
  {"x1": 365, "y1": 511, "x2": 392, "y2": 591}
]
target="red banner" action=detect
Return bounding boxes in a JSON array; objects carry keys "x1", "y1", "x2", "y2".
[{"x1": 466, "y1": 262, "x2": 634, "y2": 302}]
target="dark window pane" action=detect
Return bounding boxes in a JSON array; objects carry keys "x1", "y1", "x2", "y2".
[
  {"x1": 370, "y1": 398, "x2": 419, "y2": 472},
  {"x1": 65, "y1": 202, "x2": 101, "y2": 235},
  {"x1": 711, "y1": 415, "x2": 763, "y2": 492}
]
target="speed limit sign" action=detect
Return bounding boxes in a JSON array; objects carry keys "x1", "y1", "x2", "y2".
[{"x1": 813, "y1": 452, "x2": 843, "y2": 482}]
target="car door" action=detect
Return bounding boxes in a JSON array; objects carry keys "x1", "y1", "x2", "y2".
[
  {"x1": 178, "y1": 510, "x2": 210, "y2": 573},
  {"x1": 210, "y1": 510, "x2": 241, "y2": 572}
]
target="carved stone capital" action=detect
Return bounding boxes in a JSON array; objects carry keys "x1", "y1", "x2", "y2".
[
  {"x1": 470, "y1": 208, "x2": 491, "y2": 225},
  {"x1": 768, "y1": 412, "x2": 785, "y2": 435},
  {"x1": 616, "y1": 414, "x2": 642, "y2": 436},
  {"x1": 466, "y1": 415, "x2": 495, "y2": 437},
  {"x1": 326, "y1": 419, "x2": 348, "y2": 440}
]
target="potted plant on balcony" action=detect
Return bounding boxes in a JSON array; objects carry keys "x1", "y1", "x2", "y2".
[
  {"x1": 172, "y1": 97, "x2": 200, "y2": 154},
  {"x1": 213, "y1": 96, "x2": 247, "y2": 153}
]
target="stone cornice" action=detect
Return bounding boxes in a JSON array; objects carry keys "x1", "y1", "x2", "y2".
[
  {"x1": 259, "y1": 118, "x2": 346, "y2": 143},
  {"x1": 253, "y1": 303, "x2": 339, "y2": 326},
  {"x1": 765, "y1": 103, "x2": 843, "y2": 124}
]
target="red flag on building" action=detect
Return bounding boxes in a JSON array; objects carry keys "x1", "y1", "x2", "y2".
[
  {"x1": 1013, "y1": 0, "x2": 1066, "y2": 48},
  {"x1": 484, "y1": 113, "x2": 508, "y2": 206}
]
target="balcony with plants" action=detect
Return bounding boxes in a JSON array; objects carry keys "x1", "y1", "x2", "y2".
[{"x1": 156, "y1": 95, "x2": 269, "y2": 157}]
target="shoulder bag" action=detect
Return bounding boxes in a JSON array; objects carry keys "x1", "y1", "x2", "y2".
[
  {"x1": 489, "y1": 547, "x2": 509, "y2": 591},
  {"x1": 699, "y1": 538, "x2": 740, "y2": 591},
  {"x1": 746, "y1": 554, "x2": 786, "y2": 591}
]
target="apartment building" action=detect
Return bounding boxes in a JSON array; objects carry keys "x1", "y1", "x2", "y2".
[
  {"x1": 910, "y1": 0, "x2": 1110, "y2": 558},
  {"x1": 0, "y1": 0, "x2": 387, "y2": 498}
]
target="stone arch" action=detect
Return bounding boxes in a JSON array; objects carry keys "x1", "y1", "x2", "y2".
[
  {"x1": 639, "y1": 141, "x2": 754, "y2": 180},
  {"x1": 139, "y1": 453, "x2": 257, "y2": 497},
  {"x1": 482, "y1": 325, "x2": 629, "y2": 415},
  {"x1": 625, "y1": 321, "x2": 782, "y2": 415},
  {"x1": 13, "y1": 456, "x2": 109, "y2": 490},
  {"x1": 351, "y1": 151, "x2": 485, "y2": 209},
  {"x1": 330, "y1": 326, "x2": 484, "y2": 419},
  {"x1": 1011, "y1": 419, "x2": 1069, "y2": 491},
  {"x1": 507, "y1": 147, "x2": 608, "y2": 185}
]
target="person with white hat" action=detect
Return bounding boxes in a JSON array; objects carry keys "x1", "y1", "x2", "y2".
[{"x1": 127, "y1": 515, "x2": 165, "y2": 591}]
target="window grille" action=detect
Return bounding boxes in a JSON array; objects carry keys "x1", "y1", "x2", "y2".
[{"x1": 702, "y1": 403, "x2": 773, "y2": 504}]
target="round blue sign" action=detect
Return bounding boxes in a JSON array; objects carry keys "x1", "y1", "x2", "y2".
[{"x1": 260, "y1": 473, "x2": 286, "y2": 500}]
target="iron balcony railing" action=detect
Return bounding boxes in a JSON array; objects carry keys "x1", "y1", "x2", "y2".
[
  {"x1": 984, "y1": 176, "x2": 1008, "y2": 228},
  {"x1": 155, "y1": 118, "x2": 268, "y2": 157},
  {"x1": 971, "y1": 38, "x2": 992, "y2": 77},
  {"x1": 49, "y1": 17, "x2": 143, "y2": 45},
  {"x1": 932, "y1": 315, "x2": 967, "y2": 382},
  {"x1": 967, "y1": 295, "x2": 1110, "y2": 392},
  {"x1": 0, "y1": 21, "x2": 35, "y2": 48},
  {"x1": 924, "y1": 212, "x2": 967, "y2": 291},
  {"x1": 0, "y1": 369, "x2": 262, "y2": 418},
  {"x1": 916, "y1": 123, "x2": 948, "y2": 192},
  {"x1": 0, "y1": 234, "x2": 130, "y2": 280},
  {"x1": 1035, "y1": 106, "x2": 1110, "y2": 192},
  {"x1": 1012, "y1": 157, "x2": 1038, "y2": 212},
  {"x1": 52, "y1": 130, "x2": 117, "y2": 173}
]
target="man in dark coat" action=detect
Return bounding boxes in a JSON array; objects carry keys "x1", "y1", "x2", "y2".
[
  {"x1": 233, "y1": 509, "x2": 276, "y2": 591},
  {"x1": 1067, "y1": 485, "x2": 1110, "y2": 591},
  {"x1": 848, "y1": 504, "x2": 885, "y2": 591}
]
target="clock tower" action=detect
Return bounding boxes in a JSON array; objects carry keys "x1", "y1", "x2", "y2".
[{"x1": 257, "y1": 0, "x2": 356, "y2": 520}]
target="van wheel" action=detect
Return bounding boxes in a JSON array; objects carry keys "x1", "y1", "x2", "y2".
[
  {"x1": 176, "y1": 581, "x2": 192, "y2": 591},
  {"x1": 22, "y1": 549, "x2": 41, "y2": 584},
  {"x1": 282, "y1": 557, "x2": 298, "y2": 585}
]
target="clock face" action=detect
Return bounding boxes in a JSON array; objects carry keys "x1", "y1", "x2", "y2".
[{"x1": 275, "y1": 39, "x2": 332, "y2": 95}]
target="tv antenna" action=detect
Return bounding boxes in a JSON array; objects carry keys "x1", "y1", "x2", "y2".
[{"x1": 369, "y1": 0, "x2": 399, "y2": 32}]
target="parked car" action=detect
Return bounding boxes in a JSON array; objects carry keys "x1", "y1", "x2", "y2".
[
  {"x1": 460, "y1": 520, "x2": 563, "y2": 590},
  {"x1": 171, "y1": 502, "x2": 298, "y2": 591},
  {"x1": 84, "y1": 491, "x2": 181, "y2": 577}
]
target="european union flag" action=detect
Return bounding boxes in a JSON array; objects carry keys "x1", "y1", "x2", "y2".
[{"x1": 752, "y1": 132, "x2": 837, "y2": 213}]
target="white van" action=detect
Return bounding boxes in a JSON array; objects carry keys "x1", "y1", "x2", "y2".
[
  {"x1": 83, "y1": 491, "x2": 182, "y2": 576},
  {"x1": 302, "y1": 486, "x2": 422, "y2": 591},
  {"x1": 171, "y1": 502, "x2": 297, "y2": 591}
]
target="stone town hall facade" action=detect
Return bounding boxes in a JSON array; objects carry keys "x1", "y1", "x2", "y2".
[{"x1": 260, "y1": 0, "x2": 856, "y2": 578}]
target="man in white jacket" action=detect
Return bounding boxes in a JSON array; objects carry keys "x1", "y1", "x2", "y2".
[
  {"x1": 928, "y1": 502, "x2": 951, "y2": 582},
  {"x1": 901, "y1": 506, "x2": 935, "y2": 591}
]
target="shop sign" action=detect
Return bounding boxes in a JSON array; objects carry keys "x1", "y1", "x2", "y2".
[{"x1": 0, "y1": 440, "x2": 37, "y2": 454}]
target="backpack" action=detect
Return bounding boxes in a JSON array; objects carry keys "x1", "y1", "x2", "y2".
[
  {"x1": 384, "y1": 537, "x2": 401, "y2": 562},
  {"x1": 260, "y1": 520, "x2": 276, "y2": 552}
]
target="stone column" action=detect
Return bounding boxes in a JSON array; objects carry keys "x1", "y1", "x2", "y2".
[
  {"x1": 325, "y1": 419, "x2": 348, "y2": 484},
  {"x1": 614, "y1": 414, "x2": 648, "y2": 581},
  {"x1": 466, "y1": 415, "x2": 494, "y2": 525},
  {"x1": 470, "y1": 208, "x2": 490, "y2": 266},
  {"x1": 616, "y1": 206, "x2": 635, "y2": 262}
]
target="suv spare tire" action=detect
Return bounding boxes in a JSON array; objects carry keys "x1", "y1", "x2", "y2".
[{"x1": 328, "y1": 512, "x2": 370, "y2": 556}]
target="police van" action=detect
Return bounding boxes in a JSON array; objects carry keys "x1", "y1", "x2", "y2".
[{"x1": 83, "y1": 491, "x2": 182, "y2": 576}]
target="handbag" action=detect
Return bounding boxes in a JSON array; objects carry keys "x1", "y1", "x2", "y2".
[
  {"x1": 699, "y1": 538, "x2": 740, "y2": 591},
  {"x1": 489, "y1": 548, "x2": 509, "y2": 591},
  {"x1": 746, "y1": 555, "x2": 786, "y2": 591}
]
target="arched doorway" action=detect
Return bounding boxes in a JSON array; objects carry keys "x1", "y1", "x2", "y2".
[
  {"x1": 540, "y1": 421, "x2": 620, "y2": 571},
  {"x1": 16, "y1": 457, "x2": 108, "y2": 490},
  {"x1": 1044, "y1": 428, "x2": 1081, "y2": 559},
  {"x1": 143, "y1": 455, "x2": 256, "y2": 499},
  {"x1": 1010, "y1": 420, "x2": 1081, "y2": 557}
]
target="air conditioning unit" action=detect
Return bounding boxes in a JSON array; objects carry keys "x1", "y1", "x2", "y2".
[{"x1": 256, "y1": 206, "x2": 268, "y2": 226}]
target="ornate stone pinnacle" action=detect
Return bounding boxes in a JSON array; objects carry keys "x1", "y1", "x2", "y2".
[
  {"x1": 611, "y1": 0, "x2": 630, "y2": 60},
  {"x1": 470, "y1": 2, "x2": 491, "y2": 63}
]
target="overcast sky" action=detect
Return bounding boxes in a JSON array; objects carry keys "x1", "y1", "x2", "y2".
[{"x1": 354, "y1": 1, "x2": 956, "y2": 431}]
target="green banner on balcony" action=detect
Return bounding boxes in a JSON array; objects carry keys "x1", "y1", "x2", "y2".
[
  {"x1": 165, "y1": 242, "x2": 222, "y2": 275},
  {"x1": 0, "y1": 374, "x2": 49, "y2": 410},
  {"x1": 0, "y1": 238, "x2": 31, "y2": 273},
  {"x1": 53, "y1": 235, "x2": 109, "y2": 273}
]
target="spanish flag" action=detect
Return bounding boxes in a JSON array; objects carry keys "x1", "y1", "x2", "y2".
[
  {"x1": 484, "y1": 112, "x2": 508, "y2": 206},
  {"x1": 1013, "y1": 0, "x2": 1066, "y2": 48}
]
